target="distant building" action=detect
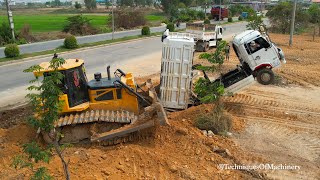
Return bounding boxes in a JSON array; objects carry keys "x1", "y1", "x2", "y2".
[
  {"x1": 231, "y1": 1, "x2": 265, "y2": 11},
  {"x1": 312, "y1": 0, "x2": 320, "y2": 3}
]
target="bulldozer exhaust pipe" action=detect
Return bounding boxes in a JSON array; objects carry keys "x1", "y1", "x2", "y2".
[{"x1": 107, "y1": 65, "x2": 111, "y2": 80}]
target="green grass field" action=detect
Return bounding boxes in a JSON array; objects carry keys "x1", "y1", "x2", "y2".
[
  {"x1": 0, "y1": 14, "x2": 165, "y2": 33},
  {"x1": 0, "y1": 15, "x2": 110, "y2": 33}
]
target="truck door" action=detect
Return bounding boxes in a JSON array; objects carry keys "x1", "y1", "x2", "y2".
[
  {"x1": 216, "y1": 27, "x2": 223, "y2": 40},
  {"x1": 246, "y1": 37, "x2": 279, "y2": 69}
]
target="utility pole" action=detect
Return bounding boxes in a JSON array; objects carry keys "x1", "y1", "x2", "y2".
[
  {"x1": 289, "y1": 0, "x2": 297, "y2": 46},
  {"x1": 111, "y1": 0, "x2": 115, "y2": 40},
  {"x1": 219, "y1": 0, "x2": 221, "y2": 24},
  {"x1": 5, "y1": 0, "x2": 15, "y2": 41}
]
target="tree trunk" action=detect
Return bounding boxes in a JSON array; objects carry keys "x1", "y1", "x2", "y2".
[
  {"x1": 53, "y1": 141, "x2": 70, "y2": 180},
  {"x1": 319, "y1": 25, "x2": 320, "y2": 37},
  {"x1": 313, "y1": 26, "x2": 316, "y2": 41}
]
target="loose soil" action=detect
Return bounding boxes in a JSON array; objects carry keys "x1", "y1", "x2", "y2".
[{"x1": 0, "y1": 33, "x2": 319, "y2": 180}]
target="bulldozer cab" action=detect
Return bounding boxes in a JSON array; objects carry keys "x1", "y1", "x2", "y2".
[
  {"x1": 35, "y1": 58, "x2": 140, "y2": 114},
  {"x1": 36, "y1": 59, "x2": 90, "y2": 110}
]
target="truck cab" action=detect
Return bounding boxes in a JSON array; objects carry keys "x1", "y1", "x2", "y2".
[
  {"x1": 232, "y1": 30, "x2": 286, "y2": 85},
  {"x1": 186, "y1": 23, "x2": 223, "y2": 52}
]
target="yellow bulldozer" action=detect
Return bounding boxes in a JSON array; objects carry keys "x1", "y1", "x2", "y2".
[{"x1": 33, "y1": 57, "x2": 168, "y2": 145}]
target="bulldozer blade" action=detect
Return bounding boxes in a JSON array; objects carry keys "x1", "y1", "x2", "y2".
[{"x1": 91, "y1": 120, "x2": 155, "y2": 142}]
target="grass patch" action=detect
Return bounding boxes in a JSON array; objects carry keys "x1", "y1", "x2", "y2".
[
  {"x1": 145, "y1": 15, "x2": 166, "y2": 22},
  {"x1": 0, "y1": 15, "x2": 110, "y2": 33},
  {"x1": 0, "y1": 32, "x2": 162, "y2": 63},
  {"x1": 194, "y1": 103, "x2": 232, "y2": 135},
  {"x1": 0, "y1": 14, "x2": 165, "y2": 33}
]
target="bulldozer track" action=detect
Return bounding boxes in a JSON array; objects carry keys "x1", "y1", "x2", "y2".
[
  {"x1": 55, "y1": 110, "x2": 137, "y2": 128},
  {"x1": 48, "y1": 109, "x2": 148, "y2": 146}
]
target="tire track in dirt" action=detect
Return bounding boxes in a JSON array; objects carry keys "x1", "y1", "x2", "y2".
[
  {"x1": 223, "y1": 93, "x2": 320, "y2": 115},
  {"x1": 223, "y1": 87, "x2": 320, "y2": 180}
]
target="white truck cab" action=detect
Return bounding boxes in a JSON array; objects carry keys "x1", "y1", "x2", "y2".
[{"x1": 232, "y1": 30, "x2": 286, "y2": 85}]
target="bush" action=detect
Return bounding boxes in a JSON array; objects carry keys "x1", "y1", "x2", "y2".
[
  {"x1": 228, "y1": 17, "x2": 233, "y2": 22},
  {"x1": 4, "y1": 44, "x2": 20, "y2": 58},
  {"x1": 166, "y1": 23, "x2": 175, "y2": 32},
  {"x1": 0, "y1": 22, "x2": 14, "y2": 46},
  {"x1": 238, "y1": 16, "x2": 243, "y2": 21},
  {"x1": 18, "y1": 24, "x2": 36, "y2": 43},
  {"x1": 141, "y1": 26, "x2": 150, "y2": 36},
  {"x1": 194, "y1": 104, "x2": 232, "y2": 135},
  {"x1": 161, "y1": 19, "x2": 169, "y2": 24},
  {"x1": 63, "y1": 15, "x2": 97, "y2": 35},
  {"x1": 114, "y1": 10, "x2": 146, "y2": 29},
  {"x1": 64, "y1": 35, "x2": 78, "y2": 49},
  {"x1": 204, "y1": 19, "x2": 210, "y2": 24}
]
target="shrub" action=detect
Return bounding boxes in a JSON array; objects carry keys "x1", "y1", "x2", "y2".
[
  {"x1": 194, "y1": 103, "x2": 232, "y2": 135},
  {"x1": 63, "y1": 15, "x2": 97, "y2": 35},
  {"x1": 228, "y1": 17, "x2": 233, "y2": 22},
  {"x1": 113, "y1": 10, "x2": 146, "y2": 29},
  {"x1": 178, "y1": 14, "x2": 191, "y2": 22},
  {"x1": 64, "y1": 35, "x2": 78, "y2": 49},
  {"x1": 204, "y1": 19, "x2": 210, "y2": 24},
  {"x1": 238, "y1": 16, "x2": 243, "y2": 21},
  {"x1": 166, "y1": 23, "x2": 175, "y2": 32},
  {"x1": 0, "y1": 22, "x2": 14, "y2": 46},
  {"x1": 161, "y1": 19, "x2": 169, "y2": 24},
  {"x1": 18, "y1": 24, "x2": 36, "y2": 43},
  {"x1": 141, "y1": 26, "x2": 151, "y2": 36},
  {"x1": 4, "y1": 44, "x2": 20, "y2": 58}
]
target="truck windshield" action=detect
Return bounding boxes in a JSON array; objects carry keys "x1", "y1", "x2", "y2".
[{"x1": 246, "y1": 37, "x2": 271, "y2": 54}]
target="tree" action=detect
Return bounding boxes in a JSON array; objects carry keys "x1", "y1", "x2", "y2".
[
  {"x1": 194, "y1": 41, "x2": 227, "y2": 103},
  {"x1": 84, "y1": 0, "x2": 97, "y2": 10},
  {"x1": 246, "y1": 15, "x2": 264, "y2": 30},
  {"x1": 75, "y1": 1, "x2": 82, "y2": 9},
  {"x1": 266, "y1": 2, "x2": 309, "y2": 34},
  {"x1": 161, "y1": 0, "x2": 179, "y2": 14},
  {"x1": 63, "y1": 15, "x2": 97, "y2": 35},
  {"x1": 193, "y1": 41, "x2": 230, "y2": 135},
  {"x1": 12, "y1": 57, "x2": 70, "y2": 179},
  {"x1": 0, "y1": 22, "x2": 14, "y2": 46},
  {"x1": 118, "y1": 0, "x2": 134, "y2": 6},
  {"x1": 52, "y1": 0, "x2": 61, "y2": 7},
  {"x1": 308, "y1": 3, "x2": 320, "y2": 36}
]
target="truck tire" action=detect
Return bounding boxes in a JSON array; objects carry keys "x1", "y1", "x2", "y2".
[
  {"x1": 204, "y1": 42, "x2": 209, "y2": 52},
  {"x1": 256, "y1": 68, "x2": 274, "y2": 85}
]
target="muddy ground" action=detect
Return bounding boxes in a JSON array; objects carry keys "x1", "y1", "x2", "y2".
[{"x1": 0, "y1": 33, "x2": 319, "y2": 180}]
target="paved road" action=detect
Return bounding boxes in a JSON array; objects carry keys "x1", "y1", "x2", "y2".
[
  {"x1": 0, "y1": 25, "x2": 186, "y2": 58},
  {"x1": 0, "y1": 21, "x2": 248, "y2": 108}
]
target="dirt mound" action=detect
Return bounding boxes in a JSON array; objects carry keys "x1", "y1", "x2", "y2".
[
  {"x1": 0, "y1": 104, "x2": 264, "y2": 180},
  {"x1": 0, "y1": 105, "x2": 32, "y2": 129}
]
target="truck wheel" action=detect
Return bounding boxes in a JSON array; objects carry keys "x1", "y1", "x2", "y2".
[
  {"x1": 204, "y1": 42, "x2": 209, "y2": 52},
  {"x1": 256, "y1": 68, "x2": 274, "y2": 85}
]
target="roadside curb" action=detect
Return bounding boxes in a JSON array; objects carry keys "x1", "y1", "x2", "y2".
[{"x1": 0, "y1": 35, "x2": 162, "y2": 67}]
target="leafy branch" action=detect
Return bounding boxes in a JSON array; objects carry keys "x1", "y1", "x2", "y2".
[{"x1": 13, "y1": 57, "x2": 71, "y2": 179}]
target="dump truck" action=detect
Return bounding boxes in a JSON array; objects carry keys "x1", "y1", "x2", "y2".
[
  {"x1": 186, "y1": 23, "x2": 223, "y2": 52},
  {"x1": 160, "y1": 28, "x2": 286, "y2": 110},
  {"x1": 32, "y1": 59, "x2": 169, "y2": 145},
  {"x1": 211, "y1": 6, "x2": 229, "y2": 21}
]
